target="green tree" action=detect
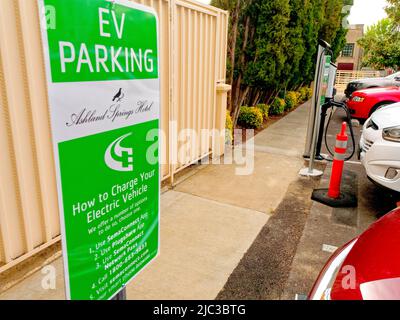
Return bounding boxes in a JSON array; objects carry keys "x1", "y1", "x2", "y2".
[
  {"x1": 358, "y1": 18, "x2": 400, "y2": 69},
  {"x1": 283, "y1": 0, "x2": 308, "y2": 90},
  {"x1": 212, "y1": 0, "x2": 351, "y2": 125},
  {"x1": 211, "y1": 0, "x2": 247, "y2": 111},
  {"x1": 331, "y1": 25, "x2": 348, "y2": 60},
  {"x1": 386, "y1": 0, "x2": 400, "y2": 29},
  {"x1": 297, "y1": 0, "x2": 322, "y2": 86},
  {"x1": 241, "y1": 0, "x2": 291, "y2": 108}
]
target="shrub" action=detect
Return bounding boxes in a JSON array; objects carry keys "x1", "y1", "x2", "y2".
[
  {"x1": 256, "y1": 104, "x2": 270, "y2": 121},
  {"x1": 225, "y1": 110, "x2": 233, "y2": 144},
  {"x1": 237, "y1": 106, "x2": 263, "y2": 129},
  {"x1": 306, "y1": 87, "x2": 313, "y2": 100},
  {"x1": 298, "y1": 87, "x2": 308, "y2": 102},
  {"x1": 299, "y1": 87, "x2": 313, "y2": 101},
  {"x1": 305, "y1": 87, "x2": 313, "y2": 100},
  {"x1": 285, "y1": 91, "x2": 298, "y2": 110},
  {"x1": 269, "y1": 98, "x2": 286, "y2": 115},
  {"x1": 295, "y1": 91, "x2": 302, "y2": 103}
]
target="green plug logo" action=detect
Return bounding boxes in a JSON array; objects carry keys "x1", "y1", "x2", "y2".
[{"x1": 104, "y1": 133, "x2": 133, "y2": 171}]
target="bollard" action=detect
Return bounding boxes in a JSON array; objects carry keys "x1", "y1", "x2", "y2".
[
  {"x1": 328, "y1": 122, "x2": 348, "y2": 199},
  {"x1": 311, "y1": 121, "x2": 357, "y2": 208}
]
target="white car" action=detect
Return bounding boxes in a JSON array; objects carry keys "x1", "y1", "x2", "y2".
[{"x1": 360, "y1": 103, "x2": 400, "y2": 192}]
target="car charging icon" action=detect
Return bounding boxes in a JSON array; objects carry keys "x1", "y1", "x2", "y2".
[{"x1": 104, "y1": 133, "x2": 133, "y2": 172}]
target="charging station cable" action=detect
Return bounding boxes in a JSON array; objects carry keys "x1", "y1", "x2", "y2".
[{"x1": 323, "y1": 101, "x2": 357, "y2": 162}]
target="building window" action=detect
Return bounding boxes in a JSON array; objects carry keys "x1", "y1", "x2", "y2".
[{"x1": 342, "y1": 43, "x2": 354, "y2": 57}]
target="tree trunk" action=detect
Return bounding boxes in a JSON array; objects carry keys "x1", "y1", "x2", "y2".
[
  {"x1": 266, "y1": 88, "x2": 280, "y2": 105},
  {"x1": 252, "y1": 90, "x2": 261, "y2": 106},
  {"x1": 232, "y1": 85, "x2": 250, "y2": 128},
  {"x1": 260, "y1": 90, "x2": 269, "y2": 104},
  {"x1": 231, "y1": 15, "x2": 251, "y2": 127},
  {"x1": 227, "y1": 0, "x2": 241, "y2": 112},
  {"x1": 238, "y1": 86, "x2": 250, "y2": 110}
]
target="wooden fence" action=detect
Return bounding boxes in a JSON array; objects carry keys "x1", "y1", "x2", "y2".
[{"x1": 335, "y1": 70, "x2": 385, "y2": 92}]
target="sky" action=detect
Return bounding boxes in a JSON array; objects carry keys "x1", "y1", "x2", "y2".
[
  {"x1": 196, "y1": 0, "x2": 389, "y2": 28},
  {"x1": 348, "y1": 0, "x2": 388, "y2": 27}
]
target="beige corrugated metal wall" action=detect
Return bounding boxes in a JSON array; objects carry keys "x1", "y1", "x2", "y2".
[
  {"x1": 0, "y1": 0, "x2": 228, "y2": 272},
  {"x1": 135, "y1": 0, "x2": 228, "y2": 176}
]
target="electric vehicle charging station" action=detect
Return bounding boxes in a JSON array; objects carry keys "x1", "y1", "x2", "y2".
[
  {"x1": 300, "y1": 40, "x2": 333, "y2": 177},
  {"x1": 300, "y1": 40, "x2": 358, "y2": 207},
  {"x1": 315, "y1": 62, "x2": 338, "y2": 160},
  {"x1": 326, "y1": 63, "x2": 338, "y2": 101}
]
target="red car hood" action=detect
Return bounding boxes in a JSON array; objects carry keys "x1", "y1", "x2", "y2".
[{"x1": 330, "y1": 207, "x2": 400, "y2": 300}]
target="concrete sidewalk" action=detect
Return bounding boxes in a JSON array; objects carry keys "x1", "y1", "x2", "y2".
[{"x1": 0, "y1": 102, "x2": 311, "y2": 300}]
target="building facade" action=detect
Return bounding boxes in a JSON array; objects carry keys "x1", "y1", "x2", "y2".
[{"x1": 336, "y1": 24, "x2": 364, "y2": 71}]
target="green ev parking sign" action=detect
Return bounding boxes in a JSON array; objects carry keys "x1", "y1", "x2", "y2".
[{"x1": 38, "y1": 0, "x2": 160, "y2": 300}]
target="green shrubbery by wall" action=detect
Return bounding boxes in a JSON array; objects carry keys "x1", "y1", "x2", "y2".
[
  {"x1": 237, "y1": 106, "x2": 264, "y2": 129},
  {"x1": 284, "y1": 91, "x2": 298, "y2": 110},
  {"x1": 236, "y1": 86, "x2": 312, "y2": 128},
  {"x1": 269, "y1": 98, "x2": 286, "y2": 116},
  {"x1": 225, "y1": 110, "x2": 233, "y2": 144},
  {"x1": 256, "y1": 104, "x2": 270, "y2": 121},
  {"x1": 299, "y1": 87, "x2": 313, "y2": 102}
]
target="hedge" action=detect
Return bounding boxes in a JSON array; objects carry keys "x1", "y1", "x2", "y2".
[
  {"x1": 237, "y1": 106, "x2": 263, "y2": 129},
  {"x1": 299, "y1": 87, "x2": 313, "y2": 102},
  {"x1": 256, "y1": 104, "x2": 270, "y2": 121},
  {"x1": 225, "y1": 110, "x2": 233, "y2": 144},
  {"x1": 285, "y1": 91, "x2": 298, "y2": 110},
  {"x1": 269, "y1": 97, "x2": 286, "y2": 115}
]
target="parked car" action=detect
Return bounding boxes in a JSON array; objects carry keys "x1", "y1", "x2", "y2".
[
  {"x1": 345, "y1": 71, "x2": 400, "y2": 98},
  {"x1": 309, "y1": 206, "x2": 400, "y2": 300},
  {"x1": 359, "y1": 103, "x2": 400, "y2": 193},
  {"x1": 346, "y1": 86, "x2": 400, "y2": 120}
]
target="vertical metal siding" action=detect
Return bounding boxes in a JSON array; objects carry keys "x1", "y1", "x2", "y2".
[{"x1": 0, "y1": 0, "x2": 228, "y2": 272}]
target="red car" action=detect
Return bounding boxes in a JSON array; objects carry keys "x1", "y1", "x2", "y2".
[
  {"x1": 309, "y1": 207, "x2": 400, "y2": 300},
  {"x1": 346, "y1": 86, "x2": 400, "y2": 120}
]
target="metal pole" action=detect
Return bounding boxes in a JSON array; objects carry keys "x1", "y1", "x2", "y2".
[
  {"x1": 304, "y1": 45, "x2": 324, "y2": 158},
  {"x1": 112, "y1": 287, "x2": 127, "y2": 300},
  {"x1": 299, "y1": 48, "x2": 326, "y2": 177},
  {"x1": 308, "y1": 53, "x2": 330, "y2": 175},
  {"x1": 308, "y1": 81, "x2": 324, "y2": 174}
]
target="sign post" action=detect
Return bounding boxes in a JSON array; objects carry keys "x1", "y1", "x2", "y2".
[{"x1": 38, "y1": 0, "x2": 160, "y2": 300}]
